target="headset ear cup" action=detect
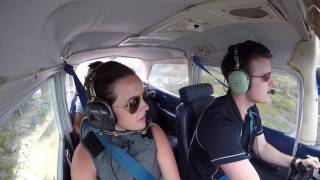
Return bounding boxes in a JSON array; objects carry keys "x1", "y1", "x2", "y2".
[
  {"x1": 86, "y1": 99, "x2": 116, "y2": 132},
  {"x1": 227, "y1": 69, "x2": 250, "y2": 94}
]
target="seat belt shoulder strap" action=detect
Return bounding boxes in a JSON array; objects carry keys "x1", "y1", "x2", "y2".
[{"x1": 93, "y1": 131, "x2": 156, "y2": 180}]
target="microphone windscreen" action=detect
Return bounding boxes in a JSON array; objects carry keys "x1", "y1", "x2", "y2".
[{"x1": 270, "y1": 89, "x2": 275, "y2": 94}]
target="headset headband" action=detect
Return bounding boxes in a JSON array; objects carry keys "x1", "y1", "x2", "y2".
[
  {"x1": 87, "y1": 63, "x2": 105, "y2": 99},
  {"x1": 234, "y1": 46, "x2": 240, "y2": 68}
]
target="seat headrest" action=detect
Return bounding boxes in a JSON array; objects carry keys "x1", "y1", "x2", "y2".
[{"x1": 179, "y1": 83, "x2": 213, "y2": 103}]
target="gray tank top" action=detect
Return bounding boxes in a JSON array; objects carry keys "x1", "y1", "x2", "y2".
[{"x1": 93, "y1": 133, "x2": 161, "y2": 180}]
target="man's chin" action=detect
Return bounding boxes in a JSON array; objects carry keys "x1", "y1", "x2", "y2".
[{"x1": 259, "y1": 98, "x2": 272, "y2": 104}]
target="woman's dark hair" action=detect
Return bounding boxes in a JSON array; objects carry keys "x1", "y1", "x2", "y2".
[
  {"x1": 83, "y1": 61, "x2": 103, "y2": 85},
  {"x1": 85, "y1": 61, "x2": 136, "y2": 105},
  {"x1": 88, "y1": 61, "x2": 103, "y2": 70},
  {"x1": 221, "y1": 40, "x2": 272, "y2": 80}
]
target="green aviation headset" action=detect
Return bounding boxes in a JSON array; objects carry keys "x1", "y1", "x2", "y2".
[{"x1": 227, "y1": 46, "x2": 250, "y2": 94}]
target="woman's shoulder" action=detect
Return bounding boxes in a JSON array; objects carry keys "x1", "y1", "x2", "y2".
[
  {"x1": 150, "y1": 122, "x2": 164, "y2": 136},
  {"x1": 71, "y1": 143, "x2": 96, "y2": 179},
  {"x1": 73, "y1": 143, "x2": 90, "y2": 159},
  {"x1": 72, "y1": 143, "x2": 94, "y2": 166},
  {"x1": 150, "y1": 122, "x2": 168, "y2": 144}
]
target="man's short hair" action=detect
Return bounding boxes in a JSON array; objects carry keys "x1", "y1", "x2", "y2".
[{"x1": 221, "y1": 40, "x2": 272, "y2": 79}]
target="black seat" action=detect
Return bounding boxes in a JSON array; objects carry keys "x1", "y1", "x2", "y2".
[{"x1": 176, "y1": 83, "x2": 215, "y2": 180}]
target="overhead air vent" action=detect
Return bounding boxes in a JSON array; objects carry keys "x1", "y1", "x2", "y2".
[
  {"x1": 217, "y1": 4, "x2": 285, "y2": 23},
  {"x1": 229, "y1": 7, "x2": 268, "y2": 18}
]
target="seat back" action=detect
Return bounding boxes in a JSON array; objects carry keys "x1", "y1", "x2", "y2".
[{"x1": 176, "y1": 83, "x2": 215, "y2": 179}]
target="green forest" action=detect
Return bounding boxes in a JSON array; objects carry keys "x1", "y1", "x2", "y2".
[{"x1": 0, "y1": 81, "x2": 58, "y2": 180}]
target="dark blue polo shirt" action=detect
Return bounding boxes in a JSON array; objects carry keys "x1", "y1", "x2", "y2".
[{"x1": 189, "y1": 94, "x2": 263, "y2": 180}]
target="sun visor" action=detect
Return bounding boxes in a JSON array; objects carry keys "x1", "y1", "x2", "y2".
[{"x1": 67, "y1": 46, "x2": 187, "y2": 64}]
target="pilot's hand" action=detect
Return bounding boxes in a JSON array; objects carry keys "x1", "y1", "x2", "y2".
[{"x1": 300, "y1": 155, "x2": 320, "y2": 169}]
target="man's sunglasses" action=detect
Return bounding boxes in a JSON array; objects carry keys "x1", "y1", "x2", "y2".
[
  {"x1": 251, "y1": 72, "x2": 272, "y2": 82},
  {"x1": 113, "y1": 93, "x2": 148, "y2": 114}
]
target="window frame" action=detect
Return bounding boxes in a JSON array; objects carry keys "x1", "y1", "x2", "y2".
[{"x1": 54, "y1": 72, "x2": 73, "y2": 180}]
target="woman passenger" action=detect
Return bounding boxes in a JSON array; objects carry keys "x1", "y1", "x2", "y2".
[{"x1": 71, "y1": 61, "x2": 180, "y2": 180}]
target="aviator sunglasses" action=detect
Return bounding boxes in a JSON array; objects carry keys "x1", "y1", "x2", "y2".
[
  {"x1": 113, "y1": 91, "x2": 148, "y2": 114},
  {"x1": 251, "y1": 72, "x2": 272, "y2": 82}
]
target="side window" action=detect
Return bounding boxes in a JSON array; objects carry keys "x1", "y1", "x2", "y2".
[
  {"x1": 257, "y1": 73, "x2": 298, "y2": 134},
  {"x1": 200, "y1": 66, "x2": 227, "y2": 97},
  {"x1": 113, "y1": 58, "x2": 147, "y2": 81},
  {"x1": 200, "y1": 67, "x2": 298, "y2": 134},
  {"x1": 148, "y1": 63, "x2": 188, "y2": 96},
  {"x1": 0, "y1": 79, "x2": 59, "y2": 179}
]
